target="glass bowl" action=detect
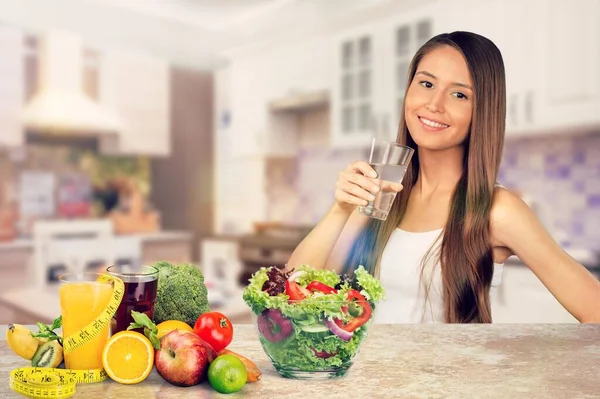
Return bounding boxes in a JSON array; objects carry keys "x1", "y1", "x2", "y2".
[{"x1": 250, "y1": 299, "x2": 376, "y2": 380}]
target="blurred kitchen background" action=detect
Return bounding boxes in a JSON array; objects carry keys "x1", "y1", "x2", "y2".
[{"x1": 0, "y1": 0, "x2": 598, "y2": 325}]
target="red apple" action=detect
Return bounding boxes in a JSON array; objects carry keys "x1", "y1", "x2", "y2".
[{"x1": 155, "y1": 330, "x2": 209, "y2": 387}]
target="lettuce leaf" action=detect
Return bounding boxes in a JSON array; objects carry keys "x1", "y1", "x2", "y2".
[
  {"x1": 354, "y1": 265, "x2": 386, "y2": 302},
  {"x1": 294, "y1": 265, "x2": 340, "y2": 288}
]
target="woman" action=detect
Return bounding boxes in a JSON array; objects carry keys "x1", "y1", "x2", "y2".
[{"x1": 287, "y1": 31, "x2": 600, "y2": 323}]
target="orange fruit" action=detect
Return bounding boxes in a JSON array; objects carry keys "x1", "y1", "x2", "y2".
[
  {"x1": 156, "y1": 320, "x2": 193, "y2": 340},
  {"x1": 102, "y1": 331, "x2": 154, "y2": 384}
]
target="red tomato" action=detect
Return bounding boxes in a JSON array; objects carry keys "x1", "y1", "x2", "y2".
[
  {"x1": 193, "y1": 312, "x2": 233, "y2": 352},
  {"x1": 285, "y1": 280, "x2": 311, "y2": 301}
]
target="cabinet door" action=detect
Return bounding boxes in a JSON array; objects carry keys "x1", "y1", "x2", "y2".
[
  {"x1": 502, "y1": 0, "x2": 537, "y2": 136},
  {"x1": 99, "y1": 52, "x2": 171, "y2": 156},
  {"x1": 0, "y1": 25, "x2": 24, "y2": 147},
  {"x1": 537, "y1": 0, "x2": 600, "y2": 132},
  {"x1": 382, "y1": 6, "x2": 438, "y2": 143},
  {"x1": 432, "y1": 0, "x2": 540, "y2": 137},
  {"x1": 331, "y1": 25, "x2": 379, "y2": 148}
]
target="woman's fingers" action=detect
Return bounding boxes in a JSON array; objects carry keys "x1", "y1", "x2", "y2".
[
  {"x1": 341, "y1": 170, "x2": 380, "y2": 195},
  {"x1": 348, "y1": 161, "x2": 377, "y2": 178},
  {"x1": 335, "y1": 190, "x2": 368, "y2": 207},
  {"x1": 380, "y1": 181, "x2": 404, "y2": 192},
  {"x1": 335, "y1": 180, "x2": 376, "y2": 203}
]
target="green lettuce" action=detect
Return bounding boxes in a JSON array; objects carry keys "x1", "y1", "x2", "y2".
[
  {"x1": 294, "y1": 265, "x2": 340, "y2": 288},
  {"x1": 354, "y1": 265, "x2": 386, "y2": 302}
]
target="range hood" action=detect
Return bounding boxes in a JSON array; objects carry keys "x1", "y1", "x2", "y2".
[
  {"x1": 269, "y1": 90, "x2": 329, "y2": 113},
  {"x1": 22, "y1": 30, "x2": 122, "y2": 135}
]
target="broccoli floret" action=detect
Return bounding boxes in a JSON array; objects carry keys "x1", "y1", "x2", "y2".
[{"x1": 152, "y1": 261, "x2": 210, "y2": 327}]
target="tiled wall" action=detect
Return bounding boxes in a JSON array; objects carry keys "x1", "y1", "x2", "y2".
[
  {"x1": 499, "y1": 132, "x2": 600, "y2": 251},
  {"x1": 267, "y1": 132, "x2": 600, "y2": 251}
]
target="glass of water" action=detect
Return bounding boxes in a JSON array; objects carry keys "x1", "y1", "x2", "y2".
[{"x1": 358, "y1": 137, "x2": 414, "y2": 221}]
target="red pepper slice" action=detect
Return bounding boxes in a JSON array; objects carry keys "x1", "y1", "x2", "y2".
[
  {"x1": 334, "y1": 290, "x2": 372, "y2": 332},
  {"x1": 306, "y1": 281, "x2": 338, "y2": 294},
  {"x1": 285, "y1": 280, "x2": 311, "y2": 301}
]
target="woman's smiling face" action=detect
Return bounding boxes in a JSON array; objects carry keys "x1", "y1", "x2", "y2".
[{"x1": 404, "y1": 45, "x2": 474, "y2": 151}]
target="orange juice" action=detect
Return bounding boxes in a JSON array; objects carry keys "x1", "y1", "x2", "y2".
[{"x1": 59, "y1": 277, "x2": 113, "y2": 370}]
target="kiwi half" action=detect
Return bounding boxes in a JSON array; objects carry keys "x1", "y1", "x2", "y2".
[{"x1": 31, "y1": 340, "x2": 63, "y2": 368}]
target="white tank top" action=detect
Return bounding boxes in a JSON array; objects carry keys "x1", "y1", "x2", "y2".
[{"x1": 374, "y1": 228, "x2": 504, "y2": 323}]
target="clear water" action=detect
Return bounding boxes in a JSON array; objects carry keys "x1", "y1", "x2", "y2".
[{"x1": 359, "y1": 163, "x2": 408, "y2": 220}]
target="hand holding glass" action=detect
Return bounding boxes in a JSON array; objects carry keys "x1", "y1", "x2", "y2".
[{"x1": 358, "y1": 138, "x2": 414, "y2": 221}]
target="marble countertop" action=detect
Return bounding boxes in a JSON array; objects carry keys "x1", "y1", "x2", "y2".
[{"x1": 1, "y1": 324, "x2": 599, "y2": 398}]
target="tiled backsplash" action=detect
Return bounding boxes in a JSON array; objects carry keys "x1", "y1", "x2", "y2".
[
  {"x1": 267, "y1": 132, "x2": 600, "y2": 251},
  {"x1": 499, "y1": 133, "x2": 600, "y2": 251}
]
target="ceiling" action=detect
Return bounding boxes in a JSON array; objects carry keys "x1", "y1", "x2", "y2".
[
  {"x1": 89, "y1": 0, "x2": 390, "y2": 52},
  {"x1": 0, "y1": 0, "x2": 415, "y2": 69}
]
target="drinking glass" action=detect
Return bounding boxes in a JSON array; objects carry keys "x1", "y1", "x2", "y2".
[
  {"x1": 357, "y1": 137, "x2": 414, "y2": 221},
  {"x1": 58, "y1": 272, "x2": 114, "y2": 370},
  {"x1": 106, "y1": 264, "x2": 158, "y2": 334}
]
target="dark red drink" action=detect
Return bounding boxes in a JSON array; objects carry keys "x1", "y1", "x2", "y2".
[
  {"x1": 107, "y1": 265, "x2": 159, "y2": 334},
  {"x1": 112, "y1": 278, "x2": 158, "y2": 333}
]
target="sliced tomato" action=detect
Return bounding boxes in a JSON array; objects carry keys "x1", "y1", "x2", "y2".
[
  {"x1": 285, "y1": 280, "x2": 311, "y2": 301},
  {"x1": 306, "y1": 281, "x2": 337, "y2": 294}
]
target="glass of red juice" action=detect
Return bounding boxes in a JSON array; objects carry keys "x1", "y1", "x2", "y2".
[{"x1": 106, "y1": 264, "x2": 159, "y2": 334}]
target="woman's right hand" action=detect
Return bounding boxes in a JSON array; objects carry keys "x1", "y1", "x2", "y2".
[{"x1": 334, "y1": 161, "x2": 403, "y2": 214}]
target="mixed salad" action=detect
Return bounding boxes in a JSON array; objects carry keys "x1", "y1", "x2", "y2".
[{"x1": 243, "y1": 265, "x2": 385, "y2": 370}]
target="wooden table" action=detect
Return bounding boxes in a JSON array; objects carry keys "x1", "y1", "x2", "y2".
[{"x1": 1, "y1": 324, "x2": 598, "y2": 398}]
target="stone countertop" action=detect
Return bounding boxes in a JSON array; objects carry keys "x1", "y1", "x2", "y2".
[{"x1": 1, "y1": 324, "x2": 599, "y2": 398}]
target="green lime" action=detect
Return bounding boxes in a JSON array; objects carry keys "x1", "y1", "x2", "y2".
[{"x1": 208, "y1": 354, "x2": 247, "y2": 394}]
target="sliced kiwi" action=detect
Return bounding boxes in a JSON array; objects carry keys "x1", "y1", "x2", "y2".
[{"x1": 31, "y1": 340, "x2": 63, "y2": 368}]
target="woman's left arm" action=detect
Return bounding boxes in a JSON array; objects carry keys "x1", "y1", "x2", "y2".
[{"x1": 491, "y1": 189, "x2": 600, "y2": 323}]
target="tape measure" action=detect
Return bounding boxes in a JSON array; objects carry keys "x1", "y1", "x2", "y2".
[
  {"x1": 10, "y1": 367, "x2": 107, "y2": 399},
  {"x1": 10, "y1": 274, "x2": 124, "y2": 399}
]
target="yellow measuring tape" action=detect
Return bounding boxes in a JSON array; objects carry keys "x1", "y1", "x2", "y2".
[{"x1": 10, "y1": 274, "x2": 124, "y2": 399}]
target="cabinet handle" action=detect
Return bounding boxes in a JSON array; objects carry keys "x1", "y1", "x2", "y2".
[
  {"x1": 524, "y1": 91, "x2": 534, "y2": 124},
  {"x1": 509, "y1": 94, "x2": 518, "y2": 126}
]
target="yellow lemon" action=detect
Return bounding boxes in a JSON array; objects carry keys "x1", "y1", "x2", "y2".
[{"x1": 156, "y1": 320, "x2": 193, "y2": 340}]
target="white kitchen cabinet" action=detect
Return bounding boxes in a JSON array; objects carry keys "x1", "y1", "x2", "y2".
[
  {"x1": 535, "y1": 0, "x2": 600, "y2": 133},
  {"x1": 99, "y1": 51, "x2": 171, "y2": 156},
  {"x1": 331, "y1": 23, "x2": 381, "y2": 148},
  {"x1": 0, "y1": 25, "x2": 24, "y2": 147},
  {"x1": 382, "y1": 4, "x2": 440, "y2": 142},
  {"x1": 492, "y1": 263, "x2": 578, "y2": 323},
  {"x1": 330, "y1": 4, "x2": 440, "y2": 147},
  {"x1": 228, "y1": 36, "x2": 330, "y2": 158},
  {"x1": 441, "y1": 0, "x2": 600, "y2": 138},
  {"x1": 438, "y1": 0, "x2": 528, "y2": 133}
]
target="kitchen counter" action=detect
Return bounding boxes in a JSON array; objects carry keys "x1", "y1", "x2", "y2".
[
  {"x1": 0, "y1": 230, "x2": 193, "y2": 251},
  {"x1": 1, "y1": 324, "x2": 599, "y2": 398}
]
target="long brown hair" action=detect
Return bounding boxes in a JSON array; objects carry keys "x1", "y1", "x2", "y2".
[{"x1": 343, "y1": 32, "x2": 506, "y2": 323}]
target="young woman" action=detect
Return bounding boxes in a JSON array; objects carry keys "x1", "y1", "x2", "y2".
[{"x1": 287, "y1": 31, "x2": 600, "y2": 323}]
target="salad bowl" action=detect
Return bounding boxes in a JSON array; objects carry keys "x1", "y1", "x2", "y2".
[{"x1": 243, "y1": 265, "x2": 385, "y2": 379}]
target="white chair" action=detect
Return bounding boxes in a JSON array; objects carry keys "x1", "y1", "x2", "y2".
[{"x1": 31, "y1": 220, "x2": 116, "y2": 289}]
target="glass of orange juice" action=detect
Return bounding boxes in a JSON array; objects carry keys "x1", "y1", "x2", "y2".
[{"x1": 59, "y1": 273, "x2": 115, "y2": 370}]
